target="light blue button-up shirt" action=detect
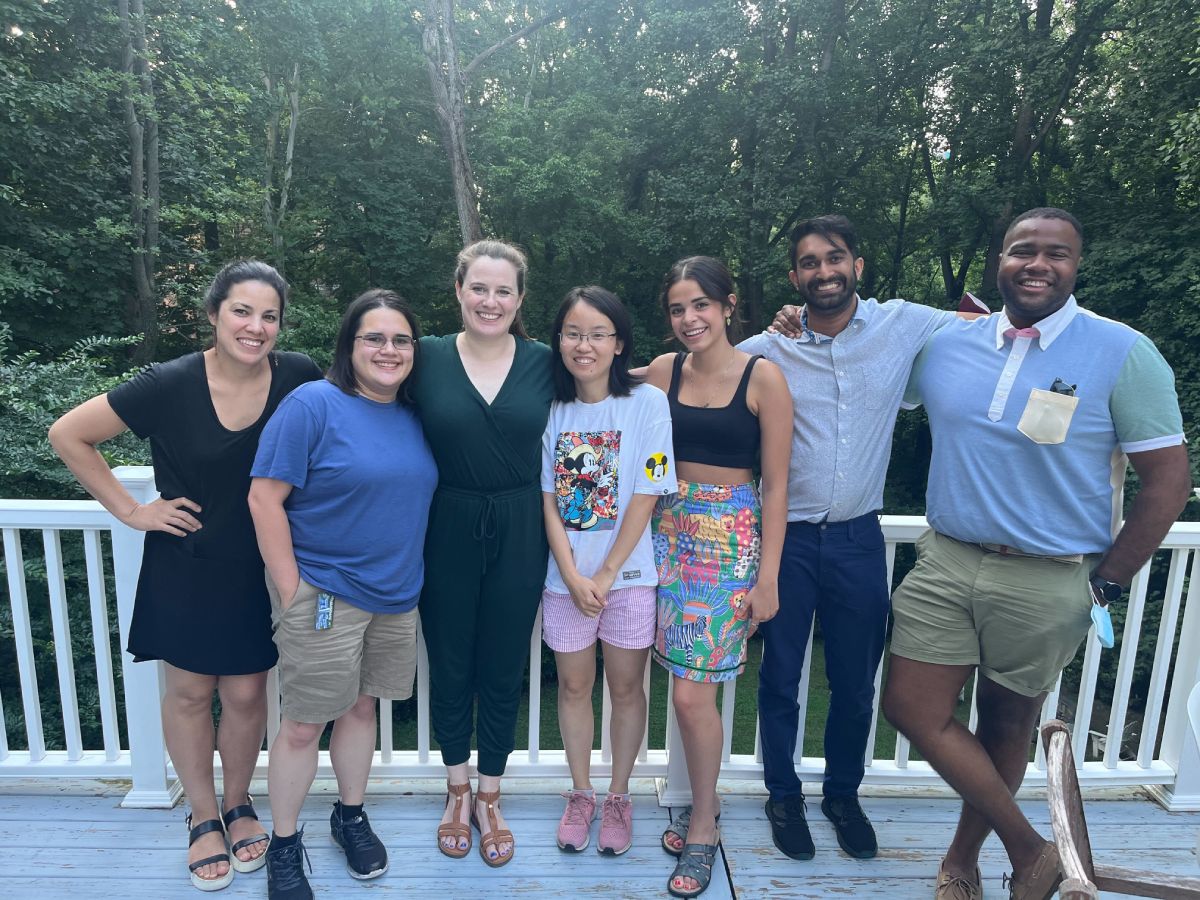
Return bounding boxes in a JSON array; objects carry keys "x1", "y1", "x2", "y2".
[
  {"x1": 905, "y1": 299, "x2": 1184, "y2": 555},
  {"x1": 739, "y1": 298, "x2": 954, "y2": 523}
]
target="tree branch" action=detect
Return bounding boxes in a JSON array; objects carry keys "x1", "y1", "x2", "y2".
[{"x1": 463, "y1": 3, "x2": 574, "y2": 81}]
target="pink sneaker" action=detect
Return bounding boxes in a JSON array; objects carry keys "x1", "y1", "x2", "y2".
[
  {"x1": 597, "y1": 793, "x2": 633, "y2": 855},
  {"x1": 556, "y1": 790, "x2": 596, "y2": 852}
]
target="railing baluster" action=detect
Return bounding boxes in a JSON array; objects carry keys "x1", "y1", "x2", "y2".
[
  {"x1": 4, "y1": 528, "x2": 46, "y2": 762},
  {"x1": 863, "y1": 541, "x2": 899, "y2": 768},
  {"x1": 416, "y1": 622, "x2": 430, "y2": 764},
  {"x1": 1138, "y1": 549, "x2": 1190, "y2": 767},
  {"x1": 719, "y1": 678, "x2": 736, "y2": 761},
  {"x1": 790, "y1": 617, "x2": 815, "y2": 765},
  {"x1": 83, "y1": 529, "x2": 120, "y2": 761},
  {"x1": 111, "y1": 467, "x2": 178, "y2": 807},
  {"x1": 379, "y1": 698, "x2": 393, "y2": 764},
  {"x1": 1071, "y1": 630, "x2": 1104, "y2": 765},
  {"x1": 1104, "y1": 563, "x2": 1151, "y2": 768},
  {"x1": 638, "y1": 656, "x2": 651, "y2": 762},
  {"x1": 527, "y1": 606, "x2": 542, "y2": 764},
  {"x1": 1156, "y1": 547, "x2": 1200, "y2": 805},
  {"x1": 968, "y1": 672, "x2": 980, "y2": 733},
  {"x1": 266, "y1": 666, "x2": 280, "y2": 749},
  {"x1": 601, "y1": 664, "x2": 613, "y2": 765},
  {"x1": 1036, "y1": 674, "x2": 1064, "y2": 771},
  {"x1": 43, "y1": 529, "x2": 83, "y2": 761},
  {"x1": 659, "y1": 676, "x2": 692, "y2": 804}
]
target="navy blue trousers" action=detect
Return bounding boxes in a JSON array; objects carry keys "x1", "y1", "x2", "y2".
[{"x1": 758, "y1": 512, "x2": 890, "y2": 800}]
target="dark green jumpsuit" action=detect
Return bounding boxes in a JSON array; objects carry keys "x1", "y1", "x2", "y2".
[{"x1": 414, "y1": 334, "x2": 553, "y2": 776}]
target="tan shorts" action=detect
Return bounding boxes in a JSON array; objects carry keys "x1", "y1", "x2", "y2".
[
  {"x1": 266, "y1": 571, "x2": 418, "y2": 724},
  {"x1": 890, "y1": 530, "x2": 1097, "y2": 697}
]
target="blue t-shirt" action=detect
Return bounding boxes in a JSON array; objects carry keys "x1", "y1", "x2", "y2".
[{"x1": 251, "y1": 379, "x2": 438, "y2": 613}]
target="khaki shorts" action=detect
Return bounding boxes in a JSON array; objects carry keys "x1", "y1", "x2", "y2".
[
  {"x1": 267, "y1": 571, "x2": 418, "y2": 724},
  {"x1": 890, "y1": 530, "x2": 1096, "y2": 697}
]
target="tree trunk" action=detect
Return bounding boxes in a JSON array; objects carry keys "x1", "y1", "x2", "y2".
[
  {"x1": 422, "y1": 0, "x2": 483, "y2": 245},
  {"x1": 118, "y1": 0, "x2": 159, "y2": 363},
  {"x1": 421, "y1": 1, "x2": 573, "y2": 246},
  {"x1": 263, "y1": 63, "x2": 300, "y2": 277}
]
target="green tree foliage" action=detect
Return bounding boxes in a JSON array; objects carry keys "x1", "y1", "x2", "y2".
[{"x1": 0, "y1": 0, "x2": 1195, "y2": 483}]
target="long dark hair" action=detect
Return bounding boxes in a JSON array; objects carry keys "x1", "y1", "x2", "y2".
[
  {"x1": 658, "y1": 255, "x2": 741, "y2": 341},
  {"x1": 550, "y1": 285, "x2": 641, "y2": 402},
  {"x1": 454, "y1": 239, "x2": 530, "y2": 339},
  {"x1": 327, "y1": 289, "x2": 421, "y2": 405}
]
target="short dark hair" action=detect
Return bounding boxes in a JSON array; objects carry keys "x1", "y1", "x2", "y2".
[
  {"x1": 1005, "y1": 207, "x2": 1083, "y2": 243},
  {"x1": 659, "y1": 255, "x2": 741, "y2": 341},
  {"x1": 327, "y1": 289, "x2": 421, "y2": 405},
  {"x1": 550, "y1": 286, "x2": 642, "y2": 402},
  {"x1": 789, "y1": 215, "x2": 859, "y2": 270},
  {"x1": 204, "y1": 259, "x2": 288, "y2": 318},
  {"x1": 454, "y1": 239, "x2": 531, "y2": 339}
]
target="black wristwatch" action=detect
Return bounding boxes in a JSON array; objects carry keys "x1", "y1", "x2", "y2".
[{"x1": 1089, "y1": 573, "x2": 1123, "y2": 606}]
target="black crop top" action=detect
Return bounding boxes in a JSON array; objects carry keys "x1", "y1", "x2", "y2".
[{"x1": 668, "y1": 352, "x2": 762, "y2": 469}]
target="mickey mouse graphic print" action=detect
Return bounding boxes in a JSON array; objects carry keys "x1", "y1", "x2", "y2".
[
  {"x1": 540, "y1": 383, "x2": 675, "y2": 593},
  {"x1": 554, "y1": 431, "x2": 619, "y2": 531}
]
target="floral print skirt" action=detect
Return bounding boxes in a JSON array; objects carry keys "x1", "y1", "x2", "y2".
[{"x1": 651, "y1": 480, "x2": 761, "y2": 683}]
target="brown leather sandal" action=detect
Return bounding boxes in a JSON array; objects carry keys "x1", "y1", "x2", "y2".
[
  {"x1": 437, "y1": 781, "x2": 472, "y2": 859},
  {"x1": 471, "y1": 789, "x2": 515, "y2": 868}
]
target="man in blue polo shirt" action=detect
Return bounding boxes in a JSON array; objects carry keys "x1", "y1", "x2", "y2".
[
  {"x1": 883, "y1": 208, "x2": 1191, "y2": 900},
  {"x1": 738, "y1": 215, "x2": 960, "y2": 863}
]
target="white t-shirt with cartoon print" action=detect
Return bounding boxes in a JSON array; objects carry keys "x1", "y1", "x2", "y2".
[{"x1": 540, "y1": 382, "x2": 675, "y2": 593}]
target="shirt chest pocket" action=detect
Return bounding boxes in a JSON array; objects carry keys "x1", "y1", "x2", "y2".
[
  {"x1": 844, "y1": 366, "x2": 881, "y2": 410},
  {"x1": 1017, "y1": 388, "x2": 1079, "y2": 445}
]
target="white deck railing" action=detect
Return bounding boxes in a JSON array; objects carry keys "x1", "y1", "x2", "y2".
[{"x1": 2, "y1": 467, "x2": 1199, "y2": 810}]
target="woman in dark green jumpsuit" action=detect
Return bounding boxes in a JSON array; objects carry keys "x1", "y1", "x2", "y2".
[{"x1": 413, "y1": 240, "x2": 553, "y2": 867}]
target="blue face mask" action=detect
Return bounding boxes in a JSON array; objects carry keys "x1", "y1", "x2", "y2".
[{"x1": 1091, "y1": 598, "x2": 1115, "y2": 649}]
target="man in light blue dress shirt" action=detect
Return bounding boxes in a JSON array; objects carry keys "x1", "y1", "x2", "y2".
[
  {"x1": 739, "y1": 215, "x2": 959, "y2": 863},
  {"x1": 882, "y1": 208, "x2": 1190, "y2": 900}
]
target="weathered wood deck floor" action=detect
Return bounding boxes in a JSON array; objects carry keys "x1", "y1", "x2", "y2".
[{"x1": 1, "y1": 778, "x2": 1197, "y2": 898}]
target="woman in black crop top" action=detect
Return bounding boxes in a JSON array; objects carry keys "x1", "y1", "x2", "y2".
[{"x1": 645, "y1": 256, "x2": 792, "y2": 897}]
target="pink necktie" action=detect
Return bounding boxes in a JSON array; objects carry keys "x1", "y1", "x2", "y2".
[{"x1": 1004, "y1": 326, "x2": 1040, "y2": 340}]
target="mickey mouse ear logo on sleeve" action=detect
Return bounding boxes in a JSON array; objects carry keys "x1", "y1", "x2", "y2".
[{"x1": 645, "y1": 453, "x2": 669, "y2": 481}]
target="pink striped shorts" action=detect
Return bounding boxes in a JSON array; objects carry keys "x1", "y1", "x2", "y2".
[{"x1": 541, "y1": 586, "x2": 657, "y2": 653}]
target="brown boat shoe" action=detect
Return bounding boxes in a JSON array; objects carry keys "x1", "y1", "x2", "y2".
[
  {"x1": 1003, "y1": 841, "x2": 1063, "y2": 900},
  {"x1": 935, "y1": 857, "x2": 983, "y2": 900}
]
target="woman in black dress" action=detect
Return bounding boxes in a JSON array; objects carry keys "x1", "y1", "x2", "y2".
[{"x1": 49, "y1": 260, "x2": 322, "y2": 892}]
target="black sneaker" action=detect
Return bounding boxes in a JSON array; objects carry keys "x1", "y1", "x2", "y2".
[
  {"x1": 765, "y1": 795, "x2": 815, "y2": 860},
  {"x1": 821, "y1": 795, "x2": 878, "y2": 859},
  {"x1": 330, "y1": 801, "x2": 389, "y2": 879},
  {"x1": 266, "y1": 829, "x2": 313, "y2": 900}
]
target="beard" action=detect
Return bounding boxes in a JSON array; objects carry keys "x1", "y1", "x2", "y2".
[{"x1": 799, "y1": 272, "x2": 858, "y2": 314}]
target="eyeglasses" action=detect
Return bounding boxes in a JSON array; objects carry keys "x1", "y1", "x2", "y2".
[
  {"x1": 355, "y1": 333, "x2": 415, "y2": 351},
  {"x1": 559, "y1": 330, "x2": 617, "y2": 345}
]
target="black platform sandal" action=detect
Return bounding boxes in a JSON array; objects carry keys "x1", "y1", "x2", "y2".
[
  {"x1": 223, "y1": 796, "x2": 270, "y2": 873},
  {"x1": 186, "y1": 813, "x2": 234, "y2": 892}
]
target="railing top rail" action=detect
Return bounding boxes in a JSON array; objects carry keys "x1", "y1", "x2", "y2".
[
  {"x1": 0, "y1": 500, "x2": 114, "y2": 530},
  {"x1": 3, "y1": 496, "x2": 1198, "y2": 545}
]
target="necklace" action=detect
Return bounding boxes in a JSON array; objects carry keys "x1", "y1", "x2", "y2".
[{"x1": 690, "y1": 353, "x2": 739, "y2": 408}]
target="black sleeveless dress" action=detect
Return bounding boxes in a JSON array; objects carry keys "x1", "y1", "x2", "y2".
[{"x1": 107, "y1": 350, "x2": 322, "y2": 675}]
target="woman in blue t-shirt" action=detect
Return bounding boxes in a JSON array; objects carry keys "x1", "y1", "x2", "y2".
[{"x1": 248, "y1": 290, "x2": 437, "y2": 898}]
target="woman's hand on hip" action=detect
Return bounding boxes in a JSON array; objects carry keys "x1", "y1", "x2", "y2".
[{"x1": 123, "y1": 496, "x2": 202, "y2": 536}]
